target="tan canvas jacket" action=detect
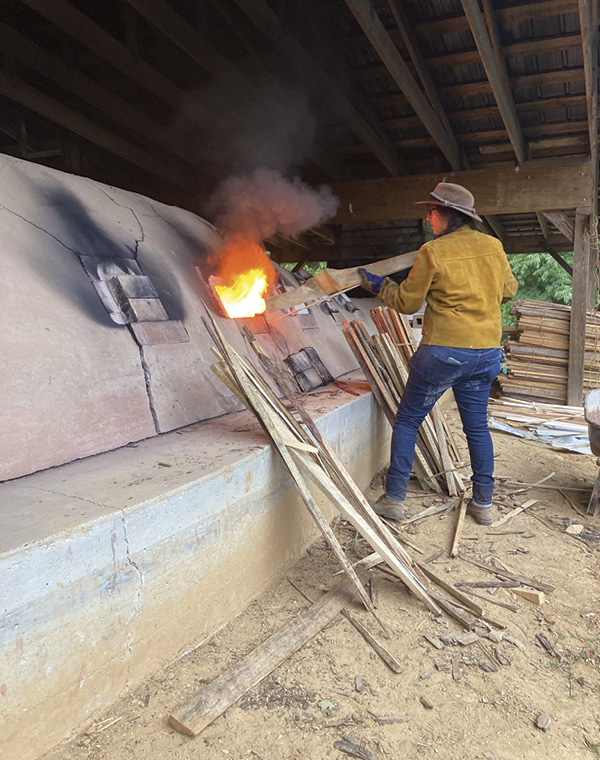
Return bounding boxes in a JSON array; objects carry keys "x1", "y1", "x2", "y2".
[{"x1": 377, "y1": 226, "x2": 518, "y2": 348}]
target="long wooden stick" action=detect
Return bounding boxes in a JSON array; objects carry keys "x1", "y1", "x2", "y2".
[
  {"x1": 266, "y1": 250, "x2": 418, "y2": 312},
  {"x1": 457, "y1": 551, "x2": 555, "y2": 593},
  {"x1": 169, "y1": 575, "x2": 360, "y2": 735},
  {"x1": 288, "y1": 579, "x2": 402, "y2": 673},
  {"x1": 450, "y1": 493, "x2": 468, "y2": 558}
]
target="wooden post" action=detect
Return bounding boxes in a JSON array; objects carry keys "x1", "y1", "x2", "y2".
[{"x1": 568, "y1": 207, "x2": 592, "y2": 406}]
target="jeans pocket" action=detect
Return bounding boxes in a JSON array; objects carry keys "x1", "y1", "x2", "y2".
[{"x1": 410, "y1": 345, "x2": 469, "y2": 385}]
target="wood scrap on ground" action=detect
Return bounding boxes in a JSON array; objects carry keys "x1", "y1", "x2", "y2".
[
  {"x1": 169, "y1": 574, "x2": 362, "y2": 735},
  {"x1": 450, "y1": 493, "x2": 468, "y2": 558}
]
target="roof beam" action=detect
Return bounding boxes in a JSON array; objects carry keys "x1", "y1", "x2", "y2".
[
  {"x1": 0, "y1": 71, "x2": 195, "y2": 190},
  {"x1": 413, "y1": 0, "x2": 578, "y2": 37},
  {"x1": 20, "y1": 0, "x2": 188, "y2": 110},
  {"x1": 578, "y1": 0, "x2": 599, "y2": 166},
  {"x1": 460, "y1": 0, "x2": 525, "y2": 164},
  {"x1": 343, "y1": 0, "x2": 462, "y2": 169},
  {"x1": 230, "y1": 0, "x2": 402, "y2": 176},
  {"x1": 0, "y1": 22, "x2": 216, "y2": 178},
  {"x1": 386, "y1": 0, "x2": 448, "y2": 130},
  {"x1": 355, "y1": 34, "x2": 583, "y2": 77},
  {"x1": 328, "y1": 163, "x2": 593, "y2": 224},
  {"x1": 123, "y1": 0, "x2": 244, "y2": 91},
  {"x1": 383, "y1": 95, "x2": 588, "y2": 130},
  {"x1": 536, "y1": 212, "x2": 574, "y2": 276},
  {"x1": 270, "y1": 232, "x2": 575, "y2": 264}
]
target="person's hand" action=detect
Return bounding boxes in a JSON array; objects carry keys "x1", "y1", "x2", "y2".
[{"x1": 358, "y1": 268, "x2": 385, "y2": 295}]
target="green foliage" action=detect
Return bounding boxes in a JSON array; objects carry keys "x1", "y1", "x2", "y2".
[
  {"x1": 278, "y1": 260, "x2": 327, "y2": 275},
  {"x1": 502, "y1": 252, "x2": 574, "y2": 327}
]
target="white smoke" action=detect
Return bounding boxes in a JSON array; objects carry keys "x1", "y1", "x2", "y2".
[{"x1": 206, "y1": 167, "x2": 340, "y2": 243}]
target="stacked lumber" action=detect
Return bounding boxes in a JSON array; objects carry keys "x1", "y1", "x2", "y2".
[
  {"x1": 500, "y1": 299, "x2": 600, "y2": 404},
  {"x1": 488, "y1": 397, "x2": 586, "y2": 428},
  {"x1": 342, "y1": 306, "x2": 464, "y2": 497}
]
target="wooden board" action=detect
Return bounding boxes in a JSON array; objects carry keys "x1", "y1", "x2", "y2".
[
  {"x1": 328, "y1": 163, "x2": 592, "y2": 224},
  {"x1": 266, "y1": 249, "x2": 418, "y2": 312},
  {"x1": 169, "y1": 575, "x2": 359, "y2": 735}
]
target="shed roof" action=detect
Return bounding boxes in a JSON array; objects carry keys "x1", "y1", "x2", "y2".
[{"x1": 0, "y1": 0, "x2": 597, "y2": 262}]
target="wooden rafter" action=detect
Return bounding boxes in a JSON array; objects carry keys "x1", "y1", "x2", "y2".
[
  {"x1": 407, "y1": 0, "x2": 579, "y2": 37},
  {"x1": 0, "y1": 22, "x2": 216, "y2": 178},
  {"x1": 0, "y1": 71, "x2": 195, "y2": 189},
  {"x1": 230, "y1": 0, "x2": 401, "y2": 177},
  {"x1": 343, "y1": 0, "x2": 461, "y2": 170},
  {"x1": 578, "y1": 0, "x2": 599, "y2": 166},
  {"x1": 386, "y1": 0, "x2": 449, "y2": 130},
  {"x1": 356, "y1": 34, "x2": 583, "y2": 79},
  {"x1": 460, "y1": 0, "x2": 525, "y2": 165},
  {"x1": 536, "y1": 212, "x2": 574, "y2": 276},
  {"x1": 20, "y1": 0, "x2": 188, "y2": 110},
  {"x1": 123, "y1": 0, "x2": 243, "y2": 91}
]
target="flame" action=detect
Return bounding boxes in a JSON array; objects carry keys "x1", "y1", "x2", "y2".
[
  {"x1": 211, "y1": 236, "x2": 275, "y2": 319},
  {"x1": 215, "y1": 269, "x2": 269, "y2": 318}
]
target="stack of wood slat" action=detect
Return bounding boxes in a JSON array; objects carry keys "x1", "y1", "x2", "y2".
[
  {"x1": 342, "y1": 306, "x2": 464, "y2": 497},
  {"x1": 488, "y1": 397, "x2": 586, "y2": 429},
  {"x1": 501, "y1": 299, "x2": 600, "y2": 404}
]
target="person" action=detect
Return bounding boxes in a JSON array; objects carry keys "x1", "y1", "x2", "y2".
[{"x1": 358, "y1": 182, "x2": 518, "y2": 526}]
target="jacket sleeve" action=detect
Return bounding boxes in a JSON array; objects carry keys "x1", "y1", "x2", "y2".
[
  {"x1": 376, "y1": 244, "x2": 436, "y2": 314},
  {"x1": 501, "y1": 255, "x2": 518, "y2": 303}
]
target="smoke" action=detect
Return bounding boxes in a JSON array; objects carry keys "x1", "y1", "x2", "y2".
[
  {"x1": 206, "y1": 167, "x2": 340, "y2": 243},
  {"x1": 174, "y1": 78, "x2": 317, "y2": 176}
]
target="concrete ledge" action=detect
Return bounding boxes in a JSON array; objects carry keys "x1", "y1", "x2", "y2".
[{"x1": 0, "y1": 382, "x2": 390, "y2": 760}]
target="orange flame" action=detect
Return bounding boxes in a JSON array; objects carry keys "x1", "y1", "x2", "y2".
[
  {"x1": 211, "y1": 237, "x2": 275, "y2": 319},
  {"x1": 215, "y1": 269, "x2": 269, "y2": 318}
]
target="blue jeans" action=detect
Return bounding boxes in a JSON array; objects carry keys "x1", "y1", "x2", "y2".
[{"x1": 386, "y1": 345, "x2": 501, "y2": 505}]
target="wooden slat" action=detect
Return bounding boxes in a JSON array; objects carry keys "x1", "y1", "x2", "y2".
[
  {"x1": 169, "y1": 574, "x2": 360, "y2": 735},
  {"x1": 568, "y1": 209, "x2": 592, "y2": 405}
]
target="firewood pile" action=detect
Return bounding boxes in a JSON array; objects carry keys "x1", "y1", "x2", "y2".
[
  {"x1": 500, "y1": 299, "x2": 600, "y2": 404},
  {"x1": 342, "y1": 306, "x2": 465, "y2": 497}
]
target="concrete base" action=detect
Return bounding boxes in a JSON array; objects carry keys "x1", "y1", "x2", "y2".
[{"x1": 0, "y1": 380, "x2": 390, "y2": 760}]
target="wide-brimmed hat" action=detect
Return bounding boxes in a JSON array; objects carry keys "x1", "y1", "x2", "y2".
[{"x1": 415, "y1": 182, "x2": 482, "y2": 222}]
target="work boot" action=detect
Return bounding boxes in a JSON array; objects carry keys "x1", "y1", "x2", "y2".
[
  {"x1": 370, "y1": 494, "x2": 405, "y2": 521},
  {"x1": 466, "y1": 500, "x2": 493, "y2": 526}
]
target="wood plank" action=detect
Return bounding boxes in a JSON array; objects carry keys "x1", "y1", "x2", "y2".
[
  {"x1": 207, "y1": 325, "x2": 378, "y2": 619},
  {"x1": 329, "y1": 164, "x2": 592, "y2": 224},
  {"x1": 568, "y1": 209, "x2": 592, "y2": 405},
  {"x1": 490, "y1": 499, "x2": 538, "y2": 528},
  {"x1": 462, "y1": 0, "x2": 525, "y2": 164},
  {"x1": 293, "y1": 448, "x2": 439, "y2": 612},
  {"x1": 450, "y1": 493, "x2": 468, "y2": 558},
  {"x1": 169, "y1": 574, "x2": 360, "y2": 735},
  {"x1": 345, "y1": 0, "x2": 461, "y2": 170},
  {"x1": 457, "y1": 552, "x2": 555, "y2": 593},
  {"x1": 266, "y1": 250, "x2": 418, "y2": 312}
]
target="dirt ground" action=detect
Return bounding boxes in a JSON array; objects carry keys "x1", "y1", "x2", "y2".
[{"x1": 42, "y1": 406, "x2": 600, "y2": 760}]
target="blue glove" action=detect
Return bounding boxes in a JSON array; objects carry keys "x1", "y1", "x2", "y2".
[{"x1": 358, "y1": 268, "x2": 385, "y2": 295}]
